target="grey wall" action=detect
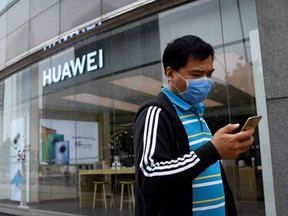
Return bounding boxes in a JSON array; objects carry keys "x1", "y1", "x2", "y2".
[
  {"x1": 256, "y1": 1, "x2": 288, "y2": 215},
  {"x1": 0, "y1": 0, "x2": 138, "y2": 69}
]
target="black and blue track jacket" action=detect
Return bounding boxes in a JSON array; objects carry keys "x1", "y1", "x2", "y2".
[{"x1": 133, "y1": 92, "x2": 237, "y2": 216}]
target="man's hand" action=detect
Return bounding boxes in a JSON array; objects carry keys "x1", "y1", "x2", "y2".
[{"x1": 210, "y1": 124, "x2": 255, "y2": 159}]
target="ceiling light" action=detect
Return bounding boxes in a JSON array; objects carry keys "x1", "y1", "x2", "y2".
[
  {"x1": 62, "y1": 93, "x2": 139, "y2": 112},
  {"x1": 111, "y1": 75, "x2": 162, "y2": 95}
]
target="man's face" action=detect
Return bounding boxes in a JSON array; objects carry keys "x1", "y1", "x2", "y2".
[{"x1": 167, "y1": 55, "x2": 214, "y2": 94}]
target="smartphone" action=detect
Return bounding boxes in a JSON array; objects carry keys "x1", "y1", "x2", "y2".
[
  {"x1": 48, "y1": 133, "x2": 64, "y2": 164},
  {"x1": 13, "y1": 133, "x2": 21, "y2": 145},
  {"x1": 42, "y1": 127, "x2": 56, "y2": 161},
  {"x1": 241, "y1": 116, "x2": 262, "y2": 131},
  {"x1": 55, "y1": 141, "x2": 69, "y2": 165}
]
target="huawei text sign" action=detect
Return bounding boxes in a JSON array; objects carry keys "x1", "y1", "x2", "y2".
[{"x1": 43, "y1": 49, "x2": 103, "y2": 86}]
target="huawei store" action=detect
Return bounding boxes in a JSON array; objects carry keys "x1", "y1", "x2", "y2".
[{"x1": 0, "y1": 0, "x2": 271, "y2": 215}]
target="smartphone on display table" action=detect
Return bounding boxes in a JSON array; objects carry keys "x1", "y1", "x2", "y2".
[{"x1": 241, "y1": 116, "x2": 262, "y2": 131}]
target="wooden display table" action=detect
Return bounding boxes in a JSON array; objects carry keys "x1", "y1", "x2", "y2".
[{"x1": 78, "y1": 168, "x2": 135, "y2": 208}]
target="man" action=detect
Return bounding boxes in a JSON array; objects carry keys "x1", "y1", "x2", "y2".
[{"x1": 133, "y1": 35, "x2": 254, "y2": 216}]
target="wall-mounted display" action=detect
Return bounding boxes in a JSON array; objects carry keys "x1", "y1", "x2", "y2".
[{"x1": 40, "y1": 119, "x2": 99, "y2": 165}]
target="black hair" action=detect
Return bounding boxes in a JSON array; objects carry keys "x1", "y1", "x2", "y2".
[{"x1": 162, "y1": 35, "x2": 214, "y2": 72}]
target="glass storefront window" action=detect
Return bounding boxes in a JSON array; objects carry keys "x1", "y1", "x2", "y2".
[
  {"x1": 0, "y1": 0, "x2": 266, "y2": 215},
  {"x1": 34, "y1": 15, "x2": 160, "y2": 215},
  {"x1": 0, "y1": 68, "x2": 31, "y2": 206}
]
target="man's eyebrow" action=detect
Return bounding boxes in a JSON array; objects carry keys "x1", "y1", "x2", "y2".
[{"x1": 189, "y1": 68, "x2": 215, "y2": 73}]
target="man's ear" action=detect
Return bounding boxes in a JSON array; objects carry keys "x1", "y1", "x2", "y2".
[{"x1": 165, "y1": 67, "x2": 175, "y2": 82}]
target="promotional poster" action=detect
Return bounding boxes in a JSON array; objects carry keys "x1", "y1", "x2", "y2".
[
  {"x1": 40, "y1": 119, "x2": 99, "y2": 165},
  {"x1": 10, "y1": 118, "x2": 25, "y2": 201}
]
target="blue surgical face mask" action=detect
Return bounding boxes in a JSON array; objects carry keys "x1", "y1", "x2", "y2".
[{"x1": 174, "y1": 72, "x2": 212, "y2": 104}]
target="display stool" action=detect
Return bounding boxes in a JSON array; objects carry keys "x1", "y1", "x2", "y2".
[
  {"x1": 119, "y1": 181, "x2": 135, "y2": 210},
  {"x1": 93, "y1": 181, "x2": 115, "y2": 209}
]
